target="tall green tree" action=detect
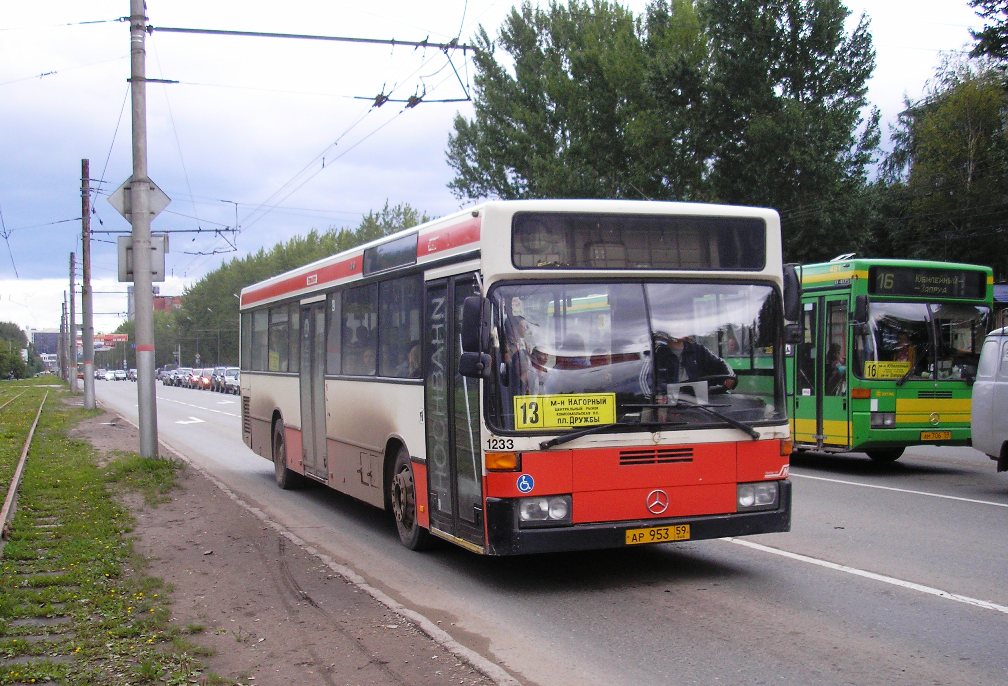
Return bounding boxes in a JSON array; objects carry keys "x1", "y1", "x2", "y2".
[
  {"x1": 447, "y1": 0, "x2": 879, "y2": 262},
  {"x1": 447, "y1": 1, "x2": 655, "y2": 199},
  {"x1": 881, "y1": 59, "x2": 1008, "y2": 272},
  {"x1": 970, "y1": 0, "x2": 1008, "y2": 61},
  {"x1": 701, "y1": 0, "x2": 879, "y2": 261}
]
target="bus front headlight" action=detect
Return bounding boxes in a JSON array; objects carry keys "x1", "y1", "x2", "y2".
[
  {"x1": 518, "y1": 495, "x2": 572, "y2": 527},
  {"x1": 737, "y1": 482, "x2": 779, "y2": 511}
]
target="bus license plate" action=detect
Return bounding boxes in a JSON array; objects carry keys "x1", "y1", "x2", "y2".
[
  {"x1": 920, "y1": 430, "x2": 951, "y2": 441},
  {"x1": 625, "y1": 524, "x2": 690, "y2": 545}
]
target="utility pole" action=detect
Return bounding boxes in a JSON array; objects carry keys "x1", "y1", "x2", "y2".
[
  {"x1": 129, "y1": 0, "x2": 158, "y2": 457},
  {"x1": 69, "y1": 252, "x2": 78, "y2": 393},
  {"x1": 60, "y1": 297, "x2": 68, "y2": 382},
  {"x1": 81, "y1": 159, "x2": 96, "y2": 409}
]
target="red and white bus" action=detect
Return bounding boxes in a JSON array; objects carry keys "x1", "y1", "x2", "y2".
[{"x1": 239, "y1": 200, "x2": 797, "y2": 555}]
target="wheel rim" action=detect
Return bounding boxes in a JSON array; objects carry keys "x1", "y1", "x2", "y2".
[{"x1": 392, "y1": 464, "x2": 416, "y2": 531}]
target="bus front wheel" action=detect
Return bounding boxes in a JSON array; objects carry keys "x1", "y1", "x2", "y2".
[
  {"x1": 390, "y1": 448, "x2": 432, "y2": 550},
  {"x1": 866, "y1": 448, "x2": 904, "y2": 463},
  {"x1": 272, "y1": 421, "x2": 303, "y2": 490}
]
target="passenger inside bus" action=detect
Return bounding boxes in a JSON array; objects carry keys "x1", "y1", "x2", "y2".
[
  {"x1": 826, "y1": 342, "x2": 846, "y2": 395},
  {"x1": 893, "y1": 332, "x2": 916, "y2": 364},
  {"x1": 652, "y1": 332, "x2": 736, "y2": 390},
  {"x1": 504, "y1": 315, "x2": 534, "y2": 394}
]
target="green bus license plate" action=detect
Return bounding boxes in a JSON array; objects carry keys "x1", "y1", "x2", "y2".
[
  {"x1": 920, "y1": 430, "x2": 951, "y2": 441},
  {"x1": 625, "y1": 524, "x2": 691, "y2": 545}
]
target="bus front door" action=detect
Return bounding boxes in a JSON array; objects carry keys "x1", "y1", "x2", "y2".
[
  {"x1": 299, "y1": 303, "x2": 327, "y2": 481},
  {"x1": 792, "y1": 296, "x2": 851, "y2": 449},
  {"x1": 424, "y1": 274, "x2": 484, "y2": 550}
]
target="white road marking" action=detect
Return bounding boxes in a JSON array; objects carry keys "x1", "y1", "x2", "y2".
[
  {"x1": 725, "y1": 537, "x2": 1008, "y2": 615},
  {"x1": 790, "y1": 471, "x2": 1008, "y2": 508},
  {"x1": 157, "y1": 395, "x2": 239, "y2": 418},
  {"x1": 176, "y1": 416, "x2": 206, "y2": 425}
]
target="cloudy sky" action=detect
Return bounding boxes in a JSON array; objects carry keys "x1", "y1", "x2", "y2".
[{"x1": 0, "y1": 1, "x2": 988, "y2": 335}]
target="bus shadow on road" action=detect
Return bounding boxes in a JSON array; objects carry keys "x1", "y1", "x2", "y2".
[{"x1": 790, "y1": 450, "x2": 966, "y2": 478}]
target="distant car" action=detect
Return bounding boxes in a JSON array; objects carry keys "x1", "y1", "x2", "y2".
[
  {"x1": 96, "y1": 369, "x2": 107, "y2": 380},
  {"x1": 222, "y1": 367, "x2": 240, "y2": 394},
  {"x1": 113, "y1": 369, "x2": 127, "y2": 381},
  {"x1": 171, "y1": 367, "x2": 192, "y2": 387},
  {"x1": 197, "y1": 368, "x2": 214, "y2": 390},
  {"x1": 210, "y1": 366, "x2": 228, "y2": 392},
  {"x1": 187, "y1": 368, "x2": 203, "y2": 389},
  {"x1": 104, "y1": 370, "x2": 116, "y2": 381},
  {"x1": 970, "y1": 326, "x2": 1008, "y2": 473},
  {"x1": 127, "y1": 368, "x2": 137, "y2": 381}
]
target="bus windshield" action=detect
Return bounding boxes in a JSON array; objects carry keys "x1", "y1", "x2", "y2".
[
  {"x1": 854, "y1": 301, "x2": 990, "y2": 381},
  {"x1": 488, "y1": 281, "x2": 785, "y2": 433}
]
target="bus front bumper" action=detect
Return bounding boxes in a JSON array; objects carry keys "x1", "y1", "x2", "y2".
[{"x1": 485, "y1": 480, "x2": 791, "y2": 556}]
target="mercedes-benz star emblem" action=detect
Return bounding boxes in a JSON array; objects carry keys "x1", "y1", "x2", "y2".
[
  {"x1": 930, "y1": 412, "x2": 941, "y2": 425},
  {"x1": 646, "y1": 489, "x2": 669, "y2": 515}
]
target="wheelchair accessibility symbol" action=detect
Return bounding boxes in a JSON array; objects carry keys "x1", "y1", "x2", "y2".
[{"x1": 516, "y1": 474, "x2": 535, "y2": 493}]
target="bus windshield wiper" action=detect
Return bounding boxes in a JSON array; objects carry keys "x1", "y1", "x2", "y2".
[
  {"x1": 539, "y1": 420, "x2": 651, "y2": 450},
  {"x1": 669, "y1": 397, "x2": 760, "y2": 440}
]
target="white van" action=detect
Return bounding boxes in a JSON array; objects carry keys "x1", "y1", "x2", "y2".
[{"x1": 970, "y1": 326, "x2": 1008, "y2": 472}]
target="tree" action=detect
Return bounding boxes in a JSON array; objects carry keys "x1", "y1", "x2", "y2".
[
  {"x1": 881, "y1": 58, "x2": 1008, "y2": 272},
  {"x1": 447, "y1": 0, "x2": 879, "y2": 262},
  {"x1": 701, "y1": 0, "x2": 879, "y2": 261},
  {"x1": 0, "y1": 321, "x2": 29, "y2": 379},
  {"x1": 447, "y1": 1, "x2": 654, "y2": 200},
  {"x1": 970, "y1": 0, "x2": 1008, "y2": 62}
]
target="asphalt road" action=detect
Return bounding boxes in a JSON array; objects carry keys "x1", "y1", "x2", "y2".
[{"x1": 96, "y1": 380, "x2": 1008, "y2": 686}]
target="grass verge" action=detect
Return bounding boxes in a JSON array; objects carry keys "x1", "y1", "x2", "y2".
[{"x1": 0, "y1": 379, "x2": 218, "y2": 685}]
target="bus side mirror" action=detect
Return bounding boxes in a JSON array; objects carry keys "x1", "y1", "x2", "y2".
[
  {"x1": 459, "y1": 352, "x2": 492, "y2": 379},
  {"x1": 783, "y1": 264, "x2": 802, "y2": 322},
  {"x1": 853, "y1": 295, "x2": 868, "y2": 324},
  {"x1": 461, "y1": 296, "x2": 490, "y2": 353},
  {"x1": 785, "y1": 322, "x2": 802, "y2": 344}
]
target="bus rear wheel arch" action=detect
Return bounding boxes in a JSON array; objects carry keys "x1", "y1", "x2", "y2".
[{"x1": 389, "y1": 446, "x2": 432, "y2": 550}]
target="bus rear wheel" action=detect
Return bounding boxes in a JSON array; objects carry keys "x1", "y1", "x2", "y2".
[
  {"x1": 272, "y1": 421, "x2": 303, "y2": 489},
  {"x1": 390, "y1": 448, "x2": 432, "y2": 550},
  {"x1": 866, "y1": 448, "x2": 904, "y2": 463}
]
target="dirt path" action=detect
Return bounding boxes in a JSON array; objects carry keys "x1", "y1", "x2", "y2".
[{"x1": 73, "y1": 410, "x2": 499, "y2": 686}]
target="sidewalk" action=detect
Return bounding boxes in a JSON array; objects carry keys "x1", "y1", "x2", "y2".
[{"x1": 74, "y1": 409, "x2": 501, "y2": 686}]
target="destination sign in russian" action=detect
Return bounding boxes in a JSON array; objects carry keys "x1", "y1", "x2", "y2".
[
  {"x1": 862, "y1": 360, "x2": 911, "y2": 379},
  {"x1": 513, "y1": 393, "x2": 616, "y2": 430},
  {"x1": 868, "y1": 266, "x2": 986, "y2": 299}
]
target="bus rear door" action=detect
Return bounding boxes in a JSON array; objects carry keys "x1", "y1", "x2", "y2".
[{"x1": 299, "y1": 301, "x2": 327, "y2": 480}]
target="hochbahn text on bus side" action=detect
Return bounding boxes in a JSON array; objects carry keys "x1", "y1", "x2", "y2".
[
  {"x1": 786, "y1": 256, "x2": 994, "y2": 463},
  {"x1": 239, "y1": 200, "x2": 798, "y2": 555}
]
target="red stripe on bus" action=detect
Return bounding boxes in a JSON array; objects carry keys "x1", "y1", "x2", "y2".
[
  {"x1": 418, "y1": 216, "x2": 481, "y2": 257},
  {"x1": 241, "y1": 255, "x2": 362, "y2": 307}
]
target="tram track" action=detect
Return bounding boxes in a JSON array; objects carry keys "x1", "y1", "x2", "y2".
[{"x1": 0, "y1": 390, "x2": 47, "y2": 541}]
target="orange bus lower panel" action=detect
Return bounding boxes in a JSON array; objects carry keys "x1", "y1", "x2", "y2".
[{"x1": 412, "y1": 459, "x2": 430, "y2": 529}]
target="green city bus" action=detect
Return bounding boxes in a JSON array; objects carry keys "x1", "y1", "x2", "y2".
[{"x1": 786, "y1": 257, "x2": 993, "y2": 462}]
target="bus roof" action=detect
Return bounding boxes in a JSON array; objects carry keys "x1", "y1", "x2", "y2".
[
  {"x1": 240, "y1": 199, "x2": 782, "y2": 310},
  {"x1": 797, "y1": 256, "x2": 993, "y2": 290}
]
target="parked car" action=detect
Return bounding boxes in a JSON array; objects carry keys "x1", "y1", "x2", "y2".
[
  {"x1": 171, "y1": 367, "x2": 193, "y2": 387},
  {"x1": 187, "y1": 368, "x2": 203, "y2": 389},
  {"x1": 197, "y1": 368, "x2": 214, "y2": 390},
  {"x1": 95, "y1": 369, "x2": 107, "y2": 380},
  {"x1": 210, "y1": 366, "x2": 228, "y2": 392},
  {"x1": 113, "y1": 369, "x2": 127, "y2": 381},
  {"x1": 103, "y1": 370, "x2": 116, "y2": 381},
  {"x1": 222, "y1": 367, "x2": 240, "y2": 394},
  {"x1": 970, "y1": 326, "x2": 1008, "y2": 473},
  {"x1": 127, "y1": 368, "x2": 137, "y2": 381}
]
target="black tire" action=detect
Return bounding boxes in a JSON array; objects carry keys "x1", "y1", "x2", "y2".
[
  {"x1": 390, "y1": 447, "x2": 432, "y2": 550},
  {"x1": 866, "y1": 448, "x2": 904, "y2": 463},
  {"x1": 272, "y1": 420, "x2": 303, "y2": 489}
]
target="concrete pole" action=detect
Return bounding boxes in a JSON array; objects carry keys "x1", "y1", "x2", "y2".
[
  {"x1": 69, "y1": 252, "x2": 78, "y2": 393},
  {"x1": 129, "y1": 0, "x2": 158, "y2": 457},
  {"x1": 81, "y1": 159, "x2": 96, "y2": 409}
]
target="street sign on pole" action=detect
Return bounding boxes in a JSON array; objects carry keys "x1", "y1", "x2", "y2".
[{"x1": 108, "y1": 177, "x2": 170, "y2": 222}]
